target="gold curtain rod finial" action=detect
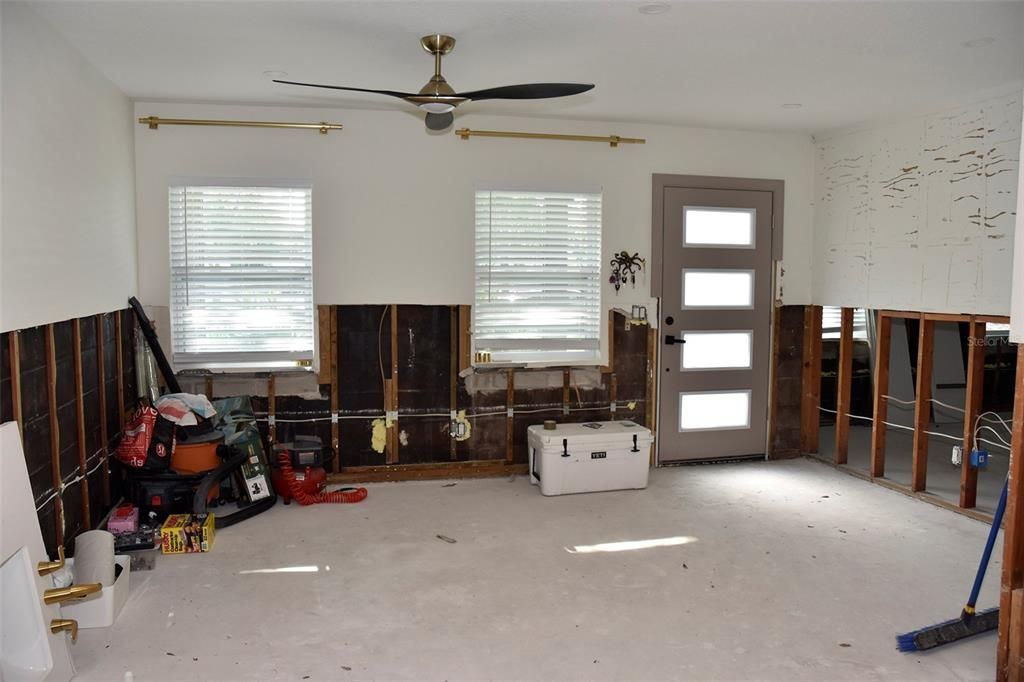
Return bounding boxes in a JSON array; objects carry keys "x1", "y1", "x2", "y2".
[
  {"x1": 138, "y1": 116, "x2": 342, "y2": 134},
  {"x1": 453, "y1": 128, "x2": 645, "y2": 147}
]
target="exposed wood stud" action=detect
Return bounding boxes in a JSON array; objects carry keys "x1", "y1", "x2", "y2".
[
  {"x1": 879, "y1": 309, "x2": 922, "y2": 320},
  {"x1": 327, "y1": 460, "x2": 528, "y2": 484},
  {"x1": 506, "y1": 369, "x2": 515, "y2": 463},
  {"x1": 976, "y1": 314, "x2": 1011, "y2": 325},
  {"x1": 997, "y1": 344, "x2": 1024, "y2": 681},
  {"x1": 45, "y1": 325, "x2": 65, "y2": 548},
  {"x1": 204, "y1": 376, "x2": 214, "y2": 400},
  {"x1": 835, "y1": 307, "x2": 854, "y2": 465},
  {"x1": 911, "y1": 318, "x2": 935, "y2": 493},
  {"x1": 922, "y1": 312, "x2": 971, "y2": 323},
  {"x1": 9, "y1": 331, "x2": 22, "y2": 438},
  {"x1": 72, "y1": 320, "x2": 91, "y2": 529},
  {"x1": 449, "y1": 305, "x2": 458, "y2": 460},
  {"x1": 800, "y1": 305, "x2": 823, "y2": 453},
  {"x1": 870, "y1": 313, "x2": 892, "y2": 478},
  {"x1": 767, "y1": 305, "x2": 781, "y2": 458},
  {"x1": 389, "y1": 305, "x2": 399, "y2": 464},
  {"x1": 383, "y1": 378, "x2": 395, "y2": 464},
  {"x1": 601, "y1": 309, "x2": 616, "y2": 373},
  {"x1": 114, "y1": 313, "x2": 125, "y2": 429},
  {"x1": 646, "y1": 325, "x2": 657, "y2": 466},
  {"x1": 267, "y1": 374, "x2": 277, "y2": 445},
  {"x1": 330, "y1": 306, "x2": 340, "y2": 472},
  {"x1": 317, "y1": 305, "x2": 333, "y2": 383},
  {"x1": 960, "y1": 317, "x2": 985, "y2": 509},
  {"x1": 95, "y1": 315, "x2": 110, "y2": 506},
  {"x1": 1008, "y1": 589, "x2": 1024, "y2": 682},
  {"x1": 610, "y1": 372, "x2": 618, "y2": 421},
  {"x1": 458, "y1": 305, "x2": 471, "y2": 373},
  {"x1": 562, "y1": 368, "x2": 571, "y2": 416}
]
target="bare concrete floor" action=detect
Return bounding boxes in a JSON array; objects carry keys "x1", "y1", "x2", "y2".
[{"x1": 71, "y1": 458, "x2": 1000, "y2": 681}]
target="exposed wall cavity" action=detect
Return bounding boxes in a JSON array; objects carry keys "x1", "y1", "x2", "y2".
[{"x1": 814, "y1": 91, "x2": 1022, "y2": 314}]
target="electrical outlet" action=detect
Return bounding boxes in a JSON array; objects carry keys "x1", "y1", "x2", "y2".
[{"x1": 951, "y1": 445, "x2": 963, "y2": 466}]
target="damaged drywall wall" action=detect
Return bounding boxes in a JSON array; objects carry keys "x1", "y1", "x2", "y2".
[{"x1": 814, "y1": 90, "x2": 1022, "y2": 314}]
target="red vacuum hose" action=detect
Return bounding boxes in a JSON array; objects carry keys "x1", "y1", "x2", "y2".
[{"x1": 277, "y1": 453, "x2": 368, "y2": 505}]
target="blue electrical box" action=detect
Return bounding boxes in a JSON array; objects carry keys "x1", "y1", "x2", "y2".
[{"x1": 970, "y1": 448, "x2": 990, "y2": 470}]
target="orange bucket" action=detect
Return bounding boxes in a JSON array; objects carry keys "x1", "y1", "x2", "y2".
[{"x1": 172, "y1": 433, "x2": 224, "y2": 500}]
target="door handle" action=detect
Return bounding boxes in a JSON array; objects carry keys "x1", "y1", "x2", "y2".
[{"x1": 664, "y1": 335, "x2": 685, "y2": 345}]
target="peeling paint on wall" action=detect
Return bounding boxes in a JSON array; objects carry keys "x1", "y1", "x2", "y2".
[{"x1": 814, "y1": 91, "x2": 1022, "y2": 314}]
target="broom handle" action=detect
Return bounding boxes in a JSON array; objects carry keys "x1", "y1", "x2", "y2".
[{"x1": 965, "y1": 477, "x2": 1008, "y2": 614}]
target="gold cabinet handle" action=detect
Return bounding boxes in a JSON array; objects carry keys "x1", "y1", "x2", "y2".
[
  {"x1": 50, "y1": 618, "x2": 79, "y2": 642},
  {"x1": 37, "y1": 545, "x2": 65, "y2": 576},
  {"x1": 43, "y1": 582, "x2": 101, "y2": 605}
]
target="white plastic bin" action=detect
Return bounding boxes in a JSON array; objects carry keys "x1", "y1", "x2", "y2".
[
  {"x1": 60, "y1": 555, "x2": 130, "y2": 628},
  {"x1": 527, "y1": 420, "x2": 653, "y2": 496}
]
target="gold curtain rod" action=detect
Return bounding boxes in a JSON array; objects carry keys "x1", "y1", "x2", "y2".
[
  {"x1": 455, "y1": 128, "x2": 645, "y2": 147},
  {"x1": 138, "y1": 116, "x2": 342, "y2": 134}
]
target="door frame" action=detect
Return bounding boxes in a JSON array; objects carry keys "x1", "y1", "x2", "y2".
[{"x1": 650, "y1": 174, "x2": 785, "y2": 465}]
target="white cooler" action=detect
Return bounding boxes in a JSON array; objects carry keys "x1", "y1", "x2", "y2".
[{"x1": 527, "y1": 420, "x2": 653, "y2": 496}]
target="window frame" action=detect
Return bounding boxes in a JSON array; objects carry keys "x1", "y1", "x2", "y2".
[{"x1": 167, "y1": 178, "x2": 317, "y2": 372}]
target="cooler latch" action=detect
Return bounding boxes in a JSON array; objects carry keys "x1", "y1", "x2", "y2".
[
  {"x1": 562, "y1": 439, "x2": 569, "y2": 457},
  {"x1": 631, "y1": 434, "x2": 639, "y2": 453}
]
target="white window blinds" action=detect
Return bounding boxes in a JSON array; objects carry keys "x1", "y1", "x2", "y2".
[
  {"x1": 822, "y1": 306, "x2": 868, "y2": 340},
  {"x1": 169, "y1": 185, "x2": 314, "y2": 369},
  {"x1": 474, "y1": 190, "x2": 602, "y2": 363}
]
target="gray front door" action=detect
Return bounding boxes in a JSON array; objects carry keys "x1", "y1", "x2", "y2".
[{"x1": 657, "y1": 187, "x2": 774, "y2": 461}]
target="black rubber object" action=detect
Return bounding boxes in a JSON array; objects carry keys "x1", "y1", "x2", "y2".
[
  {"x1": 193, "y1": 445, "x2": 277, "y2": 528},
  {"x1": 128, "y1": 296, "x2": 182, "y2": 394}
]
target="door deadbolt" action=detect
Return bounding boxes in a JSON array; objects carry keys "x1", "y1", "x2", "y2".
[{"x1": 665, "y1": 316, "x2": 675, "y2": 326}]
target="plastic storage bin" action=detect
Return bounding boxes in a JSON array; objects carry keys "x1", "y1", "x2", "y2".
[
  {"x1": 60, "y1": 555, "x2": 130, "y2": 628},
  {"x1": 527, "y1": 420, "x2": 653, "y2": 496}
]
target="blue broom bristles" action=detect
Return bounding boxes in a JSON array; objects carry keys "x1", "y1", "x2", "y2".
[{"x1": 895, "y1": 607, "x2": 1000, "y2": 652}]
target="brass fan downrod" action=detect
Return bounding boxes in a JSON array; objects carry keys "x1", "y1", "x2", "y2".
[{"x1": 419, "y1": 34, "x2": 457, "y2": 98}]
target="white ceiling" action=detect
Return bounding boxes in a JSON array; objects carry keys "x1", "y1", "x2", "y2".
[{"x1": 26, "y1": 0, "x2": 1024, "y2": 134}]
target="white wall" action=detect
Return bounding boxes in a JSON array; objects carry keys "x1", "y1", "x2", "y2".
[
  {"x1": 1, "y1": 2, "x2": 137, "y2": 332},
  {"x1": 1010, "y1": 90, "x2": 1024, "y2": 342},
  {"x1": 813, "y1": 89, "x2": 1022, "y2": 314},
  {"x1": 133, "y1": 102, "x2": 816, "y2": 332}
]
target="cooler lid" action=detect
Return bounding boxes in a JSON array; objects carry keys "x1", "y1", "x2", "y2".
[{"x1": 526, "y1": 420, "x2": 652, "y2": 447}]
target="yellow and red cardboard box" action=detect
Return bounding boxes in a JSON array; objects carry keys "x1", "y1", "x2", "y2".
[{"x1": 160, "y1": 513, "x2": 215, "y2": 554}]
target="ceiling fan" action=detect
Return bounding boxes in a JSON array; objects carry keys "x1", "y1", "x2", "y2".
[{"x1": 274, "y1": 34, "x2": 595, "y2": 130}]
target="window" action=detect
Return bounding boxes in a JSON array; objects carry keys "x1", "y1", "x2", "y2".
[
  {"x1": 474, "y1": 190, "x2": 602, "y2": 365},
  {"x1": 169, "y1": 184, "x2": 314, "y2": 370},
  {"x1": 821, "y1": 306, "x2": 868, "y2": 340}
]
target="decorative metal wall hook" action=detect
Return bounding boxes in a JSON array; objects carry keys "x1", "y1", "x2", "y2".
[{"x1": 609, "y1": 251, "x2": 646, "y2": 293}]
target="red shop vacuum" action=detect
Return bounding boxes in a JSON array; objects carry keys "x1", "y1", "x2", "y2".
[{"x1": 271, "y1": 435, "x2": 367, "y2": 505}]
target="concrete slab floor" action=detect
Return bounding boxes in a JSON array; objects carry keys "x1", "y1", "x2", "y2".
[{"x1": 70, "y1": 458, "x2": 1000, "y2": 681}]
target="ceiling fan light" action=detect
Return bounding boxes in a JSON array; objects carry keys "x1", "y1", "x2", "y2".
[{"x1": 419, "y1": 101, "x2": 455, "y2": 114}]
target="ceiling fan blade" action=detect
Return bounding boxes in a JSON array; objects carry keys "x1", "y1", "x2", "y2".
[
  {"x1": 455, "y1": 83, "x2": 594, "y2": 101},
  {"x1": 273, "y1": 80, "x2": 414, "y2": 100},
  {"x1": 425, "y1": 111, "x2": 454, "y2": 131}
]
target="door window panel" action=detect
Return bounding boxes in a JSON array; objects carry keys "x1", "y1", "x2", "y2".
[
  {"x1": 682, "y1": 270, "x2": 754, "y2": 308},
  {"x1": 678, "y1": 390, "x2": 751, "y2": 431},
  {"x1": 680, "y1": 331, "x2": 753, "y2": 370},
  {"x1": 683, "y1": 207, "x2": 755, "y2": 247}
]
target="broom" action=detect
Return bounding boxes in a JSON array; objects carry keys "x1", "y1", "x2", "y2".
[{"x1": 896, "y1": 476, "x2": 1007, "y2": 652}]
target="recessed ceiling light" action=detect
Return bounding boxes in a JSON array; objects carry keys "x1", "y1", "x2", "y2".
[
  {"x1": 781, "y1": 103, "x2": 803, "y2": 110},
  {"x1": 962, "y1": 37, "x2": 995, "y2": 48},
  {"x1": 263, "y1": 70, "x2": 289, "y2": 79},
  {"x1": 638, "y1": 3, "x2": 670, "y2": 15}
]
